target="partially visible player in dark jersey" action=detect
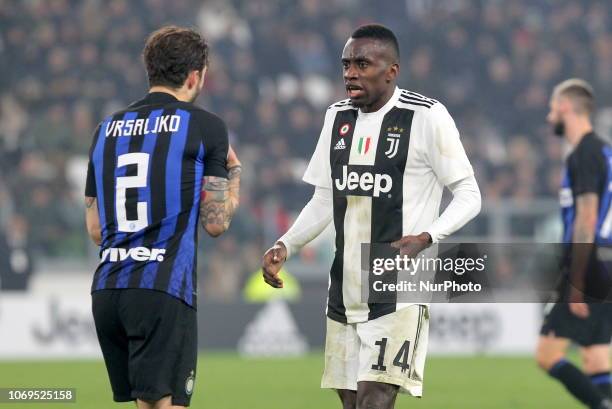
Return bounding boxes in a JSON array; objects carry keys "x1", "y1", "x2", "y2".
[
  {"x1": 84, "y1": 26, "x2": 241, "y2": 409},
  {"x1": 536, "y1": 79, "x2": 612, "y2": 409}
]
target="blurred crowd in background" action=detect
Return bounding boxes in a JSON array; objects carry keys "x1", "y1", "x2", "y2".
[{"x1": 0, "y1": 0, "x2": 611, "y2": 297}]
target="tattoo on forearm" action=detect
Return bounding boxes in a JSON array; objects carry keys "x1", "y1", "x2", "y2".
[
  {"x1": 201, "y1": 176, "x2": 239, "y2": 231},
  {"x1": 85, "y1": 197, "x2": 96, "y2": 209},
  {"x1": 204, "y1": 177, "x2": 229, "y2": 192}
]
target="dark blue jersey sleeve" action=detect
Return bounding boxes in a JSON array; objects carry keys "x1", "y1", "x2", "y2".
[
  {"x1": 568, "y1": 136, "x2": 606, "y2": 197},
  {"x1": 197, "y1": 111, "x2": 229, "y2": 178},
  {"x1": 85, "y1": 123, "x2": 102, "y2": 197}
]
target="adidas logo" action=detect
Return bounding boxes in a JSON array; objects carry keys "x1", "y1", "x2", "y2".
[
  {"x1": 237, "y1": 300, "x2": 309, "y2": 357},
  {"x1": 334, "y1": 138, "x2": 346, "y2": 150}
]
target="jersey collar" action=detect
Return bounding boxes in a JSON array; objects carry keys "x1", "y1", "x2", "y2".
[
  {"x1": 143, "y1": 92, "x2": 180, "y2": 104},
  {"x1": 358, "y1": 87, "x2": 400, "y2": 119}
]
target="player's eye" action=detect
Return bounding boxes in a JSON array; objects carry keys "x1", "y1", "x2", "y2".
[
  {"x1": 342, "y1": 61, "x2": 349, "y2": 69},
  {"x1": 358, "y1": 61, "x2": 368, "y2": 69}
]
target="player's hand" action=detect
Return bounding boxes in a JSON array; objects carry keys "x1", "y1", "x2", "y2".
[
  {"x1": 227, "y1": 145, "x2": 241, "y2": 169},
  {"x1": 390, "y1": 232, "x2": 432, "y2": 258},
  {"x1": 262, "y1": 242, "x2": 287, "y2": 288},
  {"x1": 569, "y1": 303, "x2": 589, "y2": 318},
  {"x1": 569, "y1": 289, "x2": 589, "y2": 318}
]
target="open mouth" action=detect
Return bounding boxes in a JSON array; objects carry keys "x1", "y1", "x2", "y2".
[{"x1": 346, "y1": 84, "x2": 364, "y2": 99}]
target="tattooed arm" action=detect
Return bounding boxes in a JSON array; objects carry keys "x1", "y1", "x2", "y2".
[
  {"x1": 85, "y1": 196, "x2": 102, "y2": 245},
  {"x1": 200, "y1": 146, "x2": 241, "y2": 237}
]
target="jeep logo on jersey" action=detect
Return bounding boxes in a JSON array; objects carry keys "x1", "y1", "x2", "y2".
[
  {"x1": 100, "y1": 247, "x2": 166, "y2": 263},
  {"x1": 334, "y1": 165, "x2": 392, "y2": 198}
]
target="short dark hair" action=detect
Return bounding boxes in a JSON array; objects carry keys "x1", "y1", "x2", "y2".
[
  {"x1": 553, "y1": 78, "x2": 595, "y2": 115},
  {"x1": 351, "y1": 24, "x2": 400, "y2": 61},
  {"x1": 143, "y1": 26, "x2": 209, "y2": 88}
]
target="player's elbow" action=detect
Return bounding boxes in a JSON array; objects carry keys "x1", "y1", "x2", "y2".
[
  {"x1": 203, "y1": 223, "x2": 227, "y2": 237},
  {"x1": 88, "y1": 229, "x2": 102, "y2": 246},
  {"x1": 575, "y1": 211, "x2": 597, "y2": 233},
  {"x1": 471, "y1": 189, "x2": 482, "y2": 218},
  {"x1": 459, "y1": 184, "x2": 482, "y2": 221}
]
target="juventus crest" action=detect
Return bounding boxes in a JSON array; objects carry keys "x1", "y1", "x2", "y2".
[{"x1": 384, "y1": 126, "x2": 404, "y2": 158}]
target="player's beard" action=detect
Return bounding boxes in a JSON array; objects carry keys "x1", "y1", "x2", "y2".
[{"x1": 553, "y1": 120, "x2": 565, "y2": 137}]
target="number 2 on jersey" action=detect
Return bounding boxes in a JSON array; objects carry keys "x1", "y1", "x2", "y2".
[{"x1": 116, "y1": 152, "x2": 149, "y2": 232}]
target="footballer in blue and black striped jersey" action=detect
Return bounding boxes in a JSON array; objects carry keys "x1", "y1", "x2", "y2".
[
  {"x1": 86, "y1": 26, "x2": 240, "y2": 408},
  {"x1": 560, "y1": 132, "x2": 612, "y2": 246},
  {"x1": 538, "y1": 79, "x2": 612, "y2": 409},
  {"x1": 86, "y1": 92, "x2": 228, "y2": 308}
]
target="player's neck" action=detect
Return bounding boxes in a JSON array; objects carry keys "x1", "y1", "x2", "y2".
[
  {"x1": 565, "y1": 117, "x2": 593, "y2": 147},
  {"x1": 362, "y1": 86, "x2": 396, "y2": 113},
  {"x1": 148, "y1": 86, "x2": 192, "y2": 102}
]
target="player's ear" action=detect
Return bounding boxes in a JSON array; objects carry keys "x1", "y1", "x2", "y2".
[
  {"x1": 386, "y1": 63, "x2": 399, "y2": 83},
  {"x1": 558, "y1": 96, "x2": 573, "y2": 115},
  {"x1": 186, "y1": 70, "x2": 199, "y2": 90},
  {"x1": 199, "y1": 67, "x2": 207, "y2": 87}
]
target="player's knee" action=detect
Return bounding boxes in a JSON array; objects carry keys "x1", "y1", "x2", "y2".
[
  {"x1": 535, "y1": 347, "x2": 564, "y2": 372},
  {"x1": 535, "y1": 337, "x2": 569, "y2": 372},
  {"x1": 356, "y1": 382, "x2": 398, "y2": 409}
]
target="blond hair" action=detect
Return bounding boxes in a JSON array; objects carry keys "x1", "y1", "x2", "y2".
[{"x1": 552, "y1": 78, "x2": 595, "y2": 115}]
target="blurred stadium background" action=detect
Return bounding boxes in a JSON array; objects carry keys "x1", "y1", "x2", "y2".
[{"x1": 0, "y1": 0, "x2": 611, "y2": 408}]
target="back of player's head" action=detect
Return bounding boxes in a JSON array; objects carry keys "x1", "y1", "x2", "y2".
[
  {"x1": 553, "y1": 78, "x2": 595, "y2": 115},
  {"x1": 143, "y1": 26, "x2": 209, "y2": 89},
  {"x1": 351, "y1": 24, "x2": 400, "y2": 62}
]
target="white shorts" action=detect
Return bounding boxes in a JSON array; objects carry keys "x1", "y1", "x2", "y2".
[{"x1": 321, "y1": 305, "x2": 429, "y2": 397}]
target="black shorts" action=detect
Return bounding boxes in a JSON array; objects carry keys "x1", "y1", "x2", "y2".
[
  {"x1": 92, "y1": 289, "x2": 197, "y2": 406},
  {"x1": 540, "y1": 302, "x2": 612, "y2": 346}
]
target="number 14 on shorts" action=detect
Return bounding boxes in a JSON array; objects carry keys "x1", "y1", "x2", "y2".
[{"x1": 371, "y1": 338, "x2": 412, "y2": 373}]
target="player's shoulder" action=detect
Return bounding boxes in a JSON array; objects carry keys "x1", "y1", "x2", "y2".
[
  {"x1": 396, "y1": 88, "x2": 441, "y2": 112},
  {"x1": 182, "y1": 103, "x2": 226, "y2": 128},
  {"x1": 397, "y1": 89, "x2": 456, "y2": 131},
  {"x1": 570, "y1": 132, "x2": 608, "y2": 164},
  {"x1": 327, "y1": 98, "x2": 357, "y2": 112}
]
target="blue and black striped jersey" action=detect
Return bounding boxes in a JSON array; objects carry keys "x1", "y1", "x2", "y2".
[
  {"x1": 85, "y1": 92, "x2": 228, "y2": 308},
  {"x1": 560, "y1": 132, "x2": 612, "y2": 245}
]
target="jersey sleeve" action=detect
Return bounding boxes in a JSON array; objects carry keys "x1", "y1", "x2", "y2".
[
  {"x1": 85, "y1": 122, "x2": 102, "y2": 197},
  {"x1": 423, "y1": 103, "x2": 474, "y2": 186},
  {"x1": 201, "y1": 112, "x2": 229, "y2": 178},
  {"x1": 302, "y1": 108, "x2": 335, "y2": 189},
  {"x1": 85, "y1": 161, "x2": 96, "y2": 197},
  {"x1": 568, "y1": 140, "x2": 606, "y2": 197}
]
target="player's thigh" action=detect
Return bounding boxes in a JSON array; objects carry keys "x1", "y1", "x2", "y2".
[
  {"x1": 356, "y1": 381, "x2": 398, "y2": 409},
  {"x1": 136, "y1": 395, "x2": 186, "y2": 409},
  {"x1": 120, "y1": 289, "x2": 197, "y2": 406},
  {"x1": 322, "y1": 317, "x2": 360, "y2": 391},
  {"x1": 580, "y1": 344, "x2": 611, "y2": 374},
  {"x1": 91, "y1": 289, "x2": 132, "y2": 401},
  {"x1": 355, "y1": 305, "x2": 429, "y2": 397}
]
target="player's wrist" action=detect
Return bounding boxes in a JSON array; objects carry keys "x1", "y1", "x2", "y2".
[
  {"x1": 418, "y1": 231, "x2": 433, "y2": 244},
  {"x1": 275, "y1": 240, "x2": 289, "y2": 260}
]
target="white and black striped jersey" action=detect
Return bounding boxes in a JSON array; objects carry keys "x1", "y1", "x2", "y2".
[{"x1": 303, "y1": 87, "x2": 474, "y2": 323}]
